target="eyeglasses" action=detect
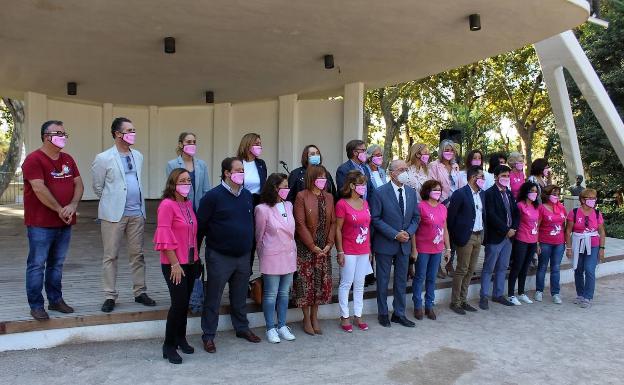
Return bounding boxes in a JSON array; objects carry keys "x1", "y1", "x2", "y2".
[{"x1": 46, "y1": 131, "x2": 69, "y2": 138}]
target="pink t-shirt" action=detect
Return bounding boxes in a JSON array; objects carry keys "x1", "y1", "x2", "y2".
[
  {"x1": 567, "y1": 208, "x2": 604, "y2": 247},
  {"x1": 516, "y1": 201, "x2": 539, "y2": 244},
  {"x1": 415, "y1": 201, "x2": 447, "y2": 254},
  {"x1": 538, "y1": 203, "x2": 567, "y2": 245},
  {"x1": 335, "y1": 199, "x2": 371, "y2": 255},
  {"x1": 509, "y1": 170, "x2": 525, "y2": 199}
]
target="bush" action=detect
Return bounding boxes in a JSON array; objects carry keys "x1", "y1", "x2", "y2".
[{"x1": 601, "y1": 205, "x2": 624, "y2": 239}]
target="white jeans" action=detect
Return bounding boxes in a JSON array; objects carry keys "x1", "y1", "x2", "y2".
[{"x1": 338, "y1": 254, "x2": 373, "y2": 318}]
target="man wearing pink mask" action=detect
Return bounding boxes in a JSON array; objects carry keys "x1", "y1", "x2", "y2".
[
  {"x1": 22, "y1": 120, "x2": 84, "y2": 320},
  {"x1": 336, "y1": 139, "x2": 375, "y2": 202},
  {"x1": 479, "y1": 164, "x2": 519, "y2": 309},
  {"x1": 197, "y1": 157, "x2": 261, "y2": 352},
  {"x1": 92, "y1": 117, "x2": 155, "y2": 313}
]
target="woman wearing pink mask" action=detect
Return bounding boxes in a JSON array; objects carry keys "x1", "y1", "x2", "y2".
[
  {"x1": 154, "y1": 168, "x2": 200, "y2": 364},
  {"x1": 166, "y1": 132, "x2": 211, "y2": 212},
  {"x1": 428, "y1": 139, "x2": 460, "y2": 204},
  {"x1": 364, "y1": 144, "x2": 387, "y2": 189},
  {"x1": 527, "y1": 158, "x2": 550, "y2": 203},
  {"x1": 411, "y1": 180, "x2": 450, "y2": 320},
  {"x1": 457, "y1": 150, "x2": 484, "y2": 188},
  {"x1": 507, "y1": 152, "x2": 526, "y2": 199},
  {"x1": 535, "y1": 185, "x2": 567, "y2": 304},
  {"x1": 404, "y1": 143, "x2": 430, "y2": 197},
  {"x1": 293, "y1": 165, "x2": 336, "y2": 335},
  {"x1": 254, "y1": 173, "x2": 297, "y2": 343},
  {"x1": 335, "y1": 170, "x2": 372, "y2": 332},
  {"x1": 507, "y1": 181, "x2": 540, "y2": 306},
  {"x1": 565, "y1": 188, "x2": 606, "y2": 308}
]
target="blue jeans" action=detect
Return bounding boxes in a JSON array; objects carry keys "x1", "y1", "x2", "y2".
[
  {"x1": 262, "y1": 273, "x2": 293, "y2": 330},
  {"x1": 536, "y1": 243, "x2": 565, "y2": 295},
  {"x1": 26, "y1": 226, "x2": 72, "y2": 310},
  {"x1": 480, "y1": 238, "x2": 512, "y2": 299},
  {"x1": 412, "y1": 252, "x2": 442, "y2": 310},
  {"x1": 575, "y1": 247, "x2": 599, "y2": 300}
]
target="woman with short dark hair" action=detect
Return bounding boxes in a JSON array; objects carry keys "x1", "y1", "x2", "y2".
[
  {"x1": 286, "y1": 144, "x2": 337, "y2": 202},
  {"x1": 527, "y1": 158, "x2": 550, "y2": 201}
]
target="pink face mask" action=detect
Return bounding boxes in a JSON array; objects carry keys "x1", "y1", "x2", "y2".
[
  {"x1": 471, "y1": 159, "x2": 482, "y2": 166},
  {"x1": 354, "y1": 184, "x2": 367, "y2": 197},
  {"x1": 498, "y1": 176, "x2": 511, "y2": 188},
  {"x1": 549, "y1": 195, "x2": 559, "y2": 204},
  {"x1": 278, "y1": 188, "x2": 290, "y2": 200},
  {"x1": 476, "y1": 178, "x2": 486, "y2": 190},
  {"x1": 527, "y1": 192, "x2": 538, "y2": 202},
  {"x1": 314, "y1": 178, "x2": 327, "y2": 190},
  {"x1": 430, "y1": 190, "x2": 442, "y2": 201},
  {"x1": 50, "y1": 136, "x2": 66, "y2": 149},
  {"x1": 122, "y1": 132, "x2": 136, "y2": 145},
  {"x1": 250, "y1": 145, "x2": 262, "y2": 157},
  {"x1": 176, "y1": 184, "x2": 192, "y2": 197},
  {"x1": 442, "y1": 151, "x2": 455, "y2": 161},
  {"x1": 183, "y1": 144, "x2": 196, "y2": 156},
  {"x1": 585, "y1": 198, "x2": 597, "y2": 208},
  {"x1": 515, "y1": 162, "x2": 525, "y2": 171},
  {"x1": 357, "y1": 152, "x2": 367, "y2": 163},
  {"x1": 420, "y1": 154, "x2": 430, "y2": 164},
  {"x1": 230, "y1": 172, "x2": 245, "y2": 185},
  {"x1": 372, "y1": 156, "x2": 383, "y2": 166}
]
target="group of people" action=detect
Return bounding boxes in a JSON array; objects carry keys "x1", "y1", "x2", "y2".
[{"x1": 22, "y1": 119, "x2": 607, "y2": 365}]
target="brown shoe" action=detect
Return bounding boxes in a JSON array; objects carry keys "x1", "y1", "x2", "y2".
[
  {"x1": 203, "y1": 339, "x2": 216, "y2": 353},
  {"x1": 425, "y1": 308, "x2": 437, "y2": 320},
  {"x1": 413, "y1": 308, "x2": 424, "y2": 320},
  {"x1": 48, "y1": 299, "x2": 74, "y2": 314},
  {"x1": 236, "y1": 330, "x2": 261, "y2": 343},
  {"x1": 30, "y1": 308, "x2": 49, "y2": 321}
]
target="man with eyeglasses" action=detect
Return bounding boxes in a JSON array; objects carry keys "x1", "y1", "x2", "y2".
[
  {"x1": 336, "y1": 139, "x2": 376, "y2": 202},
  {"x1": 22, "y1": 120, "x2": 84, "y2": 320},
  {"x1": 91, "y1": 117, "x2": 155, "y2": 312}
]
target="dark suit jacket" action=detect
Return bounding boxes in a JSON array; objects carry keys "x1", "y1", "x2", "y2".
[
  {"x1": 286, "y1": 166, "x2": 337, "y2": 203},
  {"x1": 335, "y1": 159, "x2": 375, "y2": 202},
  {"x1": 370, "y1": 181, "x2": 420, "y2": 256},
  {"x1": 483, "y1": 185, "x2": 519, "y2": 245},
  {"x1": 254, "y1": 158, "x2": 267, "y2": 191},
  {"x1": 447, "y1": 184, "x2": 486, "y2": 247}
]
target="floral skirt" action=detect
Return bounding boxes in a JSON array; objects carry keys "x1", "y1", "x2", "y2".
[{"x1": 292, "y1": 239, "x2": 333, "y2": 307}]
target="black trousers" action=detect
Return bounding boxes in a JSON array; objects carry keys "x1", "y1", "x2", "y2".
[
  {"x1": 162, "y1": 263, "x2": 198, "y2": 346},
  {"x1": 508, "y1": 239, "x2": 537, "y2": 296}
]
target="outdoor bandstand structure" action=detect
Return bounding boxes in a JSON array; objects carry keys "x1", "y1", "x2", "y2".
[{"x1": 1, "y1": 0, "x2": 623, "y2": 351}]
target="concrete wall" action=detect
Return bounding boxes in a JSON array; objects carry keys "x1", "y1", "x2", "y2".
[{"x1": 22, "y1": 91, "x2": 352, "y2": 201}]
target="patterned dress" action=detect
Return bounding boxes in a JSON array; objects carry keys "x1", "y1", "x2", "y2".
[{"x1": 293, "y1": 193, "x2": 333, "y2": 307}]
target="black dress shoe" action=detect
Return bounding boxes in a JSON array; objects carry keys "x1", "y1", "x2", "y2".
[
  {"x1": 378, "y1": 315, "x2": 391, "y2": 327},
  {"x1": 461, "y1": 303, "x2": 478, "y2": 312},
  {"x1": 177, "y1": 338, "x2": 194, "y2": 354},
  {"x1": 479, "y1": 297, "x2": 489, "y2": 310},
  {"x1": 391, "y1": 314, "x2": 415, "y2": 327},
  {"x1": 162, "y1": 344, "x2": 182, "y2": 364},
  {"x1": 449, "y1": 303, "x2": 466, "y2": 315},
  {"x1": 135, "y1": 293, "x2": 156, "y2": 306},
  {"x1": 101, "y1": 299, "x2": 115, "y2": 313}
]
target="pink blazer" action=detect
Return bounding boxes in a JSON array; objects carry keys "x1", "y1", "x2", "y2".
[
  {"x1": 153, "y1": 198, "x2": 198, "y2": 264},
  {"x1": 254, "y1": 202, "x2": 297, "y2": 275}
]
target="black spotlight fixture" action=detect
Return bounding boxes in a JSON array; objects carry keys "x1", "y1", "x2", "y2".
[
  {"x1": 205, "y1": 91, "x2": 214, "y2": 104},
  {"x1": 469, "y1": 14, "x2": 481, "y2": 31},
  {"x1": 164, "y1": 37, "x2": 176, "y2": 54},
  {"x1": 324, "y1": 54, "x2": 334, "y2": 69},
  {"x1": 67, "y1": 82, "x2": 77, "y2": 96}
]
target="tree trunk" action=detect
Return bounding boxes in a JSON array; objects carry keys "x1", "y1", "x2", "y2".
[{"x1": 0, "y1": 98, "x2": 25, "y2": 198}]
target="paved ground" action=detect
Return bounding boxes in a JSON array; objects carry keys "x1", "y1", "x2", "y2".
[{"x1": 1, "y1": 274, "x2": 622, "y2": 385}]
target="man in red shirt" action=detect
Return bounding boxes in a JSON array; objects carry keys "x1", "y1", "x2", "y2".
[{"x1": 22, "y1": 120, "x2": 84, "y2": 320}]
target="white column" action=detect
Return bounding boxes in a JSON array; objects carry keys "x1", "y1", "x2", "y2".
[
  {"x1": 101, "y1": 103, "x2": 113, "y2": 151},
  {"x1": 147, "y1": 105, "x2": 159, "y2": 198},
  {"x1": 212, "y1": 103, "x2": 233, "y2": 184},
  {"x1": 23, "y1": 91, "x2": 48, "y2": 154},
  {"x1": 343, "y1": 82, "x2": 364, "y2": 158},
  {"x1": 278, "y1": 94, "x2": 298, "y2": 173}
]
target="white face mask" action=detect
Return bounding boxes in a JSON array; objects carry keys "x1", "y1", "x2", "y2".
[{"x1": 397, "y1": 171, "x2": 409, "y2": 185}]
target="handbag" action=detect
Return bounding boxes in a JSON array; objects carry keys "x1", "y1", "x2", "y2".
[{"x1": 249, "y1": 276, "x2": 263, "y2": 305}]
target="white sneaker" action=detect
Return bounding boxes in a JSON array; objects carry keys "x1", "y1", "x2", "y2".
[
  {"x1": 517, "y1": 294, "x2": 533, "y2": 304},
  {"x1": 509, "y1": 296, "x2": 522, "y2": 306},
  {"x1": 580, "y1": 298, "x2": 592, "y2": 309},
  {"x1": 266, "y1": 328, "x2": 281, "y2": 343},
  {"x1": 573, "y1": 296, "x2": 584, "y2": 304},
  {"x1": 277, "y1": 325, "x2": 296, "y2": 341},
  {"x1": 553, "y1": 294, "x2": 562, "y2": 304},
  {"x1": 534, "y1": 291, "x2": 543, "y2": 302}
]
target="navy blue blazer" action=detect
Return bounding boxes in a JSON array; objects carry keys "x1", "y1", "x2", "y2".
[
  {"x1": 483, "y1": 185, "x2": 519, "y2": 245},
  {"x1": 335, "y1": 159, "x2": 375, "y2": 202},
  {"x1": 447, "y1": 185, "x2": 486, "y2": 247},
  {"x1": 253, "y1": 158, "x2": 267, "y2": 193},
  {"x1": 370, "y1": 181, "x2": 420, "y2": 256}
]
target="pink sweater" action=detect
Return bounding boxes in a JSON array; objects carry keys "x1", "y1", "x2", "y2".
[
  {"x1": 153, "y1": 198, "x2": 198, "y2": 264},
  {"x1": 255, "y1": 202, "x2": 297, "y2": 275}
]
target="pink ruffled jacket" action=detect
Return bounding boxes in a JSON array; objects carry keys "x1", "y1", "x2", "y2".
[
  {"x1": 153, "y1": 198, "x2": 198, "y2": 264},
  {"x1": 254, "y1": 202, "x2": 297, "y2": 275}
]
